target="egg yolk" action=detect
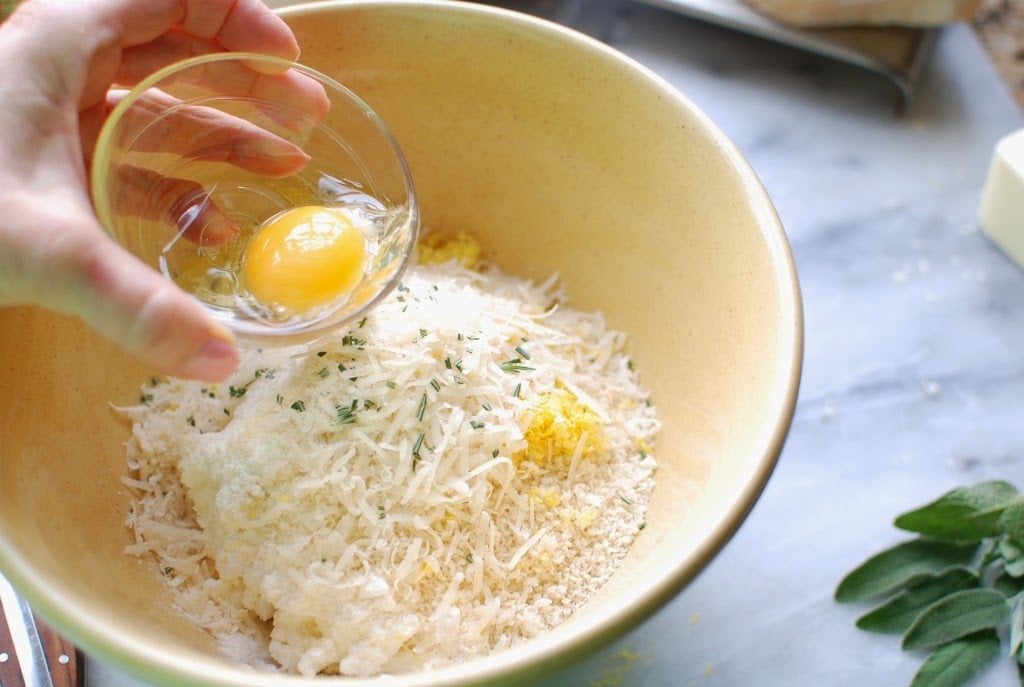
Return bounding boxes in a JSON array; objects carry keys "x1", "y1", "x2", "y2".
[{"x1": 243, "y1": 205, "x2": 367, "y2": 314}]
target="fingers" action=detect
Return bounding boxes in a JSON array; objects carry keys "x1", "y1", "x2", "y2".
[
  {"x1": 179, "y1": 0, "x2": 299, "y2": 60},
  {"x1": 3, "y1": 0, "x2": 300, "y2": 112},
  {"x1": 79, "y1": 238, "x2": 240, "y2": 381},
  {"x1": 113, "y1": 41, "x2": 331, "y2": 128},
  {"x1": 103, "y1": 88, "x2": 313, "y2": 175},
  {"x1": 76, "y1": 0, "x2": 300, "y2": 58},
  {"x1": 0, "y1": 202, "x2": 239, "y2": 382},
  {"x1": 112, "y1": 166, "x2": 239, "y2": 247},
  {"x1": 98, "y1": 87, "x2": 313, "y2": 248}
]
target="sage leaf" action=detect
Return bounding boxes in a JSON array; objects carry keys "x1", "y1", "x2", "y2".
[
  {"x1": 894, "y1": 481, "x2": 1019, "y2": 541},
  {"x1": 856, "y1": 567, "x2": 978, "y2": 634},
  {"x1": 1010, "y1": 597, "x2": 1024, "y2": 658},
  {"x1": 836, "y1": 539, "x2": 980, "y2": 603},
  {"x1": 1004, "y1": 541, "x2": 1024, "y2": 579},
  {"x1": 902, "y1": 590, "x2": 1009, "y2": 651},
  {"x1": 996, "y1": 572, "x2": 1024, "y2": 600},
  {"x1": 1000, "y1": 499, "x2": 1024, "y2": 548},
  {"x1": 909, "y1": 632, "x2": 1000, "y2": 687},
  {"x1": 977, "y1": 538, "x2": 1000, "y2": 568}
]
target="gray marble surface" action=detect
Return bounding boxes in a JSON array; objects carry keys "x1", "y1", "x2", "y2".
[{"x1": 88, "y1": 1, "x2": 1024, "y2": 685}]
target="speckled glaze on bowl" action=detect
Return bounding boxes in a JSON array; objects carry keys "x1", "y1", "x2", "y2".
[{"x1": 0, "y1": 2, "x2": 802, "y2": 686}]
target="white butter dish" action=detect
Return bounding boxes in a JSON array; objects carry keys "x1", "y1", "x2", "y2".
[{"x1": 980, "y1": 128, "x2": 1024, "y2": 268}]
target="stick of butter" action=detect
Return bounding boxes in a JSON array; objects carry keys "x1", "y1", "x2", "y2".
[{"x1": 980, "y1": 128, "x2": 1024, "y2": 268}]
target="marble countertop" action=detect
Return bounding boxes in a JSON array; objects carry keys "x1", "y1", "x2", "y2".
[{"x1": 88, "y1": 1, "x2": 1024, "y2": 685}]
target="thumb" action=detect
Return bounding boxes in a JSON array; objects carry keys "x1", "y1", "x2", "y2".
[{"x1": 70, "y1": 238, "x2": 240, "y2": 382}]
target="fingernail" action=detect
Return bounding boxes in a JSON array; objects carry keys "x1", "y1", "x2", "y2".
[
  {"x1": 184, "y1": 327, "x2": 238, "y2": 381},
  {"x1": 244, "y1": 139, "x2": 311, "y2": 178}
]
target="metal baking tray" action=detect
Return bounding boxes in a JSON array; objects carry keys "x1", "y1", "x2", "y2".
[{"x1": 633, "y1": 0, "x2": 938, "y2": 102}]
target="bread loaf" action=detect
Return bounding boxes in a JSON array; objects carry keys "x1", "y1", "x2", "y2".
[{"x1": 742, "y1": 0, "x2": 983, "y2": 27}]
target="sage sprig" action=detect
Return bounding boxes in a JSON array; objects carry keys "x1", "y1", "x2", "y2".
[{"x1": 836, "y1": 480, "x2": 1024, "y2": 687}]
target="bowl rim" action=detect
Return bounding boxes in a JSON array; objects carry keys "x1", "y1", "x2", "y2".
[{"x1": 0, "y1": 1, "x2": 804, "y2": 685}]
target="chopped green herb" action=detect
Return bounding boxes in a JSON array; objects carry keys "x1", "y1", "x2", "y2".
[
  {"x1": 358, "y1": 316, "x2": 367, "y2": 328},
  {"x1": 291, "y1": 400, "x2": 306, "y2": 412},
  {"x1": 223, "y1": 408, "x2": 230, "y2": 416},
  {"x1": 417, "y1": 393, "x2": 427, "y2": 421},
  {"x1": 430, "y1": 379, "x2": 441, "y2": 393},
  {"x1": 481, "y1": 403, "x2": 492, "y2": 411},
  {"x1": 513, "y1": 382, "x2": 522, "y2": 399},
  {"x1": 492, "y1": 449, "x2": 500, "y2": 458},
  {"x1": 316, "y1": 351, "x2": 327, "y2": 357},
  {"x1": 627, "y1": 359, "x2": 636, "y2": 372},
  {"x1": 444, "y1": 357, "x2": 453, "y2": 370},
  {"x1": 276, "y1": 394, "x2": 284, "y2": 405},
  {"x1": 338, "y1": 363, "x2": 347, "y2": 372},
  {"x1": 386, "y1": 381, "x2": 397, "y2": 390},
  {"x1": 470, "y1": 420, "x2": 485, "y2": 429},
  {"x1": 228, "y1": 385, "x2": 246, "y2": 398},
  {"x1": 342, "y1": 334, "x2": 366, "y2": 347},
  {"x1": 318, "y1": 368, "x2": 330, "y2": 378},
  {"x1": 466, "y1": 554, "x2": 474, "y2": 563},
  {"x1": 149, "y1": 376, "x2": 161, "y2": 386},
  {"x1": 412, "y1": 433, "x2": 425, "y2": 459},
  {"x1": 419, "y1": 328, "x2": 428, "y2": 338},
  {"x1": 514, "y1": 345, "x2": 531, "y2": 360},
  {"x1": 620, "y1": 495, "x2": 634, "y2": 505},
  {"x1": 335, "y1": 402, "x2": 357, "y2": 425},
  {"x1": 500, "y1": 358, "x2": 534, "y2": 373},
  {"x1": 363, "y1": 399, "x2": 377, "y2": 410},
  {"x1": 186, "y1": 416, "x2": 196, "y2": 427},
  {"x1": 639, "y1": 522, "x2": 647, "y2": 531}
]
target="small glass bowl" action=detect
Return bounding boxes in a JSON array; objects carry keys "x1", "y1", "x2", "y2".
[{"x1": 91, "y1": 52, "x2": 418, "y2": 345}]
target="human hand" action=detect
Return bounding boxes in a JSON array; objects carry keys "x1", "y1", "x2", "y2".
[{"x1": 0, "y1": 0, "x2": 303, "y2": 382}]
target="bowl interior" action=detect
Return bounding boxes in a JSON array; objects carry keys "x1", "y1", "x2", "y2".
[{"x1": 0, "y1": 2, "x2": 801, "y2": 686}]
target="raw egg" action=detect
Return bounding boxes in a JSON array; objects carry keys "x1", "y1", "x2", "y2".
[{"x1": 243, "y1": 205, "x2": 367, "y2": 314}]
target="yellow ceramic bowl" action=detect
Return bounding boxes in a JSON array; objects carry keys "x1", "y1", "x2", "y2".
[{"x1": 0, "y1": 2, "x2": 802, "y2": 686}]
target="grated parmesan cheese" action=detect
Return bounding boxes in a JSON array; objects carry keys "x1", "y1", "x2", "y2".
[{"x1": 119, "y1": 251, "x2": 659, "y2": 677}]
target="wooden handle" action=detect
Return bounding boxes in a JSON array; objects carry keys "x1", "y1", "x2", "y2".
[
  {"x1": 0, "y1": 590, "x2": 81, "y2": 687},
  {"x1": 36, "y1": 615, "x2": 81, "y2": 687},
  {"x1": 0, "y1": 590, "x2": 26, "y2": 687}
]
